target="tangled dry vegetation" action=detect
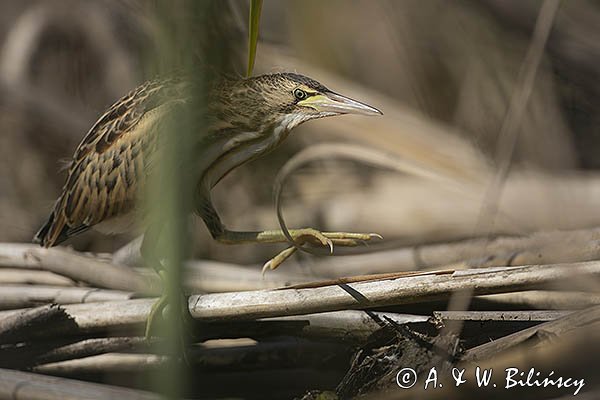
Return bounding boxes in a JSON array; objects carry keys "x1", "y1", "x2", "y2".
[{"x1": 0, "y1": 1, "x2": 599, "y2": 399}]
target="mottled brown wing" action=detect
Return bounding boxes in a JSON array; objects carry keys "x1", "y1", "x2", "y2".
[{"x1": 35, "y1": 77, "x2": 189, "y2": 247}]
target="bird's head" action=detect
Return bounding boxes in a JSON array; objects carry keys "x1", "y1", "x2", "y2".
[{"x1": 217, "y1": 73, "x2": 382, "y2": 132}]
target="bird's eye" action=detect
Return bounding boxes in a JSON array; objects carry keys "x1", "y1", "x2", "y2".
[{"x1": 293, "y1": 88, "x2": 308, "y2": 101}]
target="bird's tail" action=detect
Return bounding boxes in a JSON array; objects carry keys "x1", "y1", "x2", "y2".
[
  {"x1": 33, "y1": 210, "x2": 60, "y2": 247},
  {"x1": 33, "y1": 200, "x2": 72, "y2": 247},
  {"x1": 33, "y1": 212, "x2": 51, "y2": 246}
]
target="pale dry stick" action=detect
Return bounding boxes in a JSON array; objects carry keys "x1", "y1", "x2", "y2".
[
  {"x1": 135, "y1": 259, "x2": 318, "y2": 293},
  {"x1": 263, "y1": 310, "x2": 428, "y2": 342},
  {"x1": 181, "y1": 259, "x2": 315, "y2": 292},
  {"x1": 0, "y1": 269, "x2": 76, "y2": 286},
  {"x1": 432, "y1": 310, "x2": 573, "y2": 322},
  {"x1": 0, "y1": 367, "x2": 161, "y2": 400},
  {"x1": 113, "y1": 243, "x2": 323, "y2": 291},
  {"x1": 433, "y1": 310, "x2": 573, "y2": 321},
  {"x1": 134, "y1": 262, "x2": 600, "y2": 322},
  {"x1": 0, "y1": 243, "x2": 158, "y2": 293},
  {"x1": 0, "y1": 244, "x2": 320, "y2": 305},
  {"x1": 0, "y1": 285, "x2": 134, "y2": 310},
  {"x1": 0, "y1": 262, "x2": 597, "y2": 336},
  {"x1": 115, "y1": 237, "x2": 329, "y2": 291}
]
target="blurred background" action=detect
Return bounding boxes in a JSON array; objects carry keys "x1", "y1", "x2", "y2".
[
  {"x1": 1, "y1": 2, "x2": 599, "y2": 399},
  {"x1": 0, "y1": 0, "x2": 599, "y2": 266}
]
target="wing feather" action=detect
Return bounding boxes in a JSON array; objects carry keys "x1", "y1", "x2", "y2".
[{"x1": 35, "y1": 77, "x2": 190, "y2": 247}]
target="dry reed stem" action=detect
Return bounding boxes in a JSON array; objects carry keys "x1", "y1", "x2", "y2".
[
  {"x1": 0, "y1": 261, "x2": 596, "y2": 337},
  {"x1": 0, "y1": 244, "x2": 157, "y2": 293},
  {"x1": 0, "y1": 367, "x2": 161, "y2": 400}
]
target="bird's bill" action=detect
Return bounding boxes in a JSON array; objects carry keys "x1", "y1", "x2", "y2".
[{"x1": 298, "y1": 92, "x2": 383, "y2": 116}]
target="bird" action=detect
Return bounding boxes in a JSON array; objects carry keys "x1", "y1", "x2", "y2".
[{"x1": 33, "y1": 72, "x2": 382, "y2": 337}]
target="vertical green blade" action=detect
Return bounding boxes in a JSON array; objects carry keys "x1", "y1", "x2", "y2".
[{"x1": 247, "y1": 0, "x2": 263, "y2": 77}]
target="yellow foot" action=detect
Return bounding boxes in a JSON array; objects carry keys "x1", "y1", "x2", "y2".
[
  {"x1": 262, "y1": 230, "x2": 382, "y2": 274},
  {"x1": 144, "y1": 272, "x2": 194, "y2": 340},
  {"x1": 145, "y1": 293, "x2": 168, "y2": 340}
]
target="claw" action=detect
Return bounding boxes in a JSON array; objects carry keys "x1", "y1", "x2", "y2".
[
  {"x1": 326, "y1": 238, "x2": 334, "y2": 254},
  {"x1": 370, "y1": 233, "x2": 384, "y2": 240},
  {"x1": 261, "y1": 260, "x2": 272, "y2": 276},
  {"x1": 262, "y1": 246, "x2": 297, "y2": 276}
]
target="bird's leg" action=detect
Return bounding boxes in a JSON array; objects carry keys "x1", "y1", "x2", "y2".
[
  {"x1": 141, "y1": 225, "x2": 169, "y2": 339},
  {"x1": 141, "y1": 225, "x2": 193, "y2": 341},
  {"x1": 197, "y1": 196, "x2": 381, "y2": 272}
]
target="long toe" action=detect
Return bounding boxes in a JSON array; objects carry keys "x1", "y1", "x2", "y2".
[
  {"x1": 322, "y1": 231, "x2": 382, "y2": 241},
  {"x1": 262, "y1": 246, "x2": 297, "y2": 275},
  {"x1": 145, "y1": 295, "x2": 169, "y2": 340}
]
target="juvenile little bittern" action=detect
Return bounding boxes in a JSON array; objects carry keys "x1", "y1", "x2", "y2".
[{"x1": 34, "y1": 72, "x2": 382, "y2": 336}]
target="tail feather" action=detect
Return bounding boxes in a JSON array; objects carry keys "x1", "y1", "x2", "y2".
[
  {"x1": 32, "y1": 214, "x2": 51, "y2": 246},
  {"x1": 33, "y1": 208, "x2": 89, "y2": 247},
  {"x1": 33, "y1": 210, "x2": 64, "y2": 247}
]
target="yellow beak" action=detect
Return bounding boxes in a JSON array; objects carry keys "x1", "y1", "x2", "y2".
[{"x1": 298, "y1": 92, "x2": 382, "y2": 116}]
